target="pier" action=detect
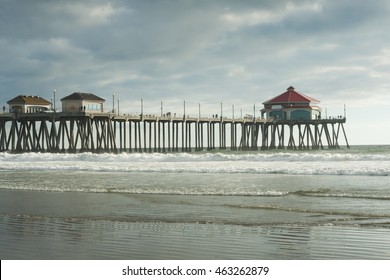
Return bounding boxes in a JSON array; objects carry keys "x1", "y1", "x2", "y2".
[{"x1": 0, "y1": 112, "x2": 350, "y2": 153}]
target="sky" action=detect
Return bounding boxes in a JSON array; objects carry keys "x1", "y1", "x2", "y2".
[{"x1": 1, "y1": 0, "x2": 390, "y2": 145}]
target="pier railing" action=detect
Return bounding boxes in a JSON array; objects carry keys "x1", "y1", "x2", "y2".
[{"x1": 0, "y1": 112, "x2": 349, "y2": 153}]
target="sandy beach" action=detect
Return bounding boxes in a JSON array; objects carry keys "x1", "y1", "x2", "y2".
[{"x1": 1, "y1": 188, "x2": 390, "y2": 260}]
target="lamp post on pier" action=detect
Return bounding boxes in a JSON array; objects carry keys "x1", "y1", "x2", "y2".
[
  {"x1": 112, "y1": 93, "x2": 115, "y2": 113},
  {"x1": 141, "y1": 98, "x2": 144, "y2": 118},
  {"x1": 117, "y1": 98, "x2": 120, "y2": 116},
  {"x1": 344, "y1": 104, "x2": 347, "y2": 119},
  {"x1": 53, "y1": 89, "x2": 56, "y2": 113},
  {"x1": 183, "y1": 100, "x2": 186, "y2": 119}
]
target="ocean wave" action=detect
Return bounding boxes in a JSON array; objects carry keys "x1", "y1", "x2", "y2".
[
  {"x1": 2, "y1": 212, "x2": 390, "y2": 229},
  {"x1": 226, "y1": 204, "x2": 390, "y2": 218},
  {"x1": 1, "y1": 150, "x2": 390, "y2": 163},
  {"x1": 3, "y1": 182, "x2": 390, "y2": 202},
  {"x1": 0, "y1": 161, "x2": 389, "y2": 176},
  {"x1": 0, "y1": 185, "x2": 290, "y2": 196},
  {"x1": 1, "y1": 150, "x2": 390, "y2": 176},
  {"x1": 293, "y1": 190, "x2": 390, "y2": 200}
]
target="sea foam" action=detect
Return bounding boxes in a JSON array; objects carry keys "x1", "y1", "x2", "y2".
[{"x1": 1, "y1": 151, "x2": 389, "y2": 176}]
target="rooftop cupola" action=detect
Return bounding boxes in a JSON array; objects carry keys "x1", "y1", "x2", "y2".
[{"x1": 287, "y1": 86, "x2": 294, "y2": 91}]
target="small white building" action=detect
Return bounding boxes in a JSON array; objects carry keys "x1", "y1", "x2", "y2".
[
  {"x1": 7, "y1": 95, "x2": 52, "y2": 113},
  {"x1": 61, "y1": 92, "x2": 105, "y2": 113}
]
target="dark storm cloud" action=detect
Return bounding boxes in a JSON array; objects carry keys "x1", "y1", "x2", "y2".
[
  {"x1": 1, "y1": 0, "x2": 390, "y2": 108},
  {"x1": 1, "y1": 0, "x2": 390, "y2": 143}
]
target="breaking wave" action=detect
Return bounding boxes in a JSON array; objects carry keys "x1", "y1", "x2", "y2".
[{"x1": 1, "y1": 149, "x2": 390, "y2": 176}]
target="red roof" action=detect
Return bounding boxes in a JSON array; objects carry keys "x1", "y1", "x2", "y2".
[{"x1": 263, "y1": 86, "x2": 320, "y2": 104}]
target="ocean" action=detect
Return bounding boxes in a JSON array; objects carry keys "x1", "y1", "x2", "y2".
[{"x1": 0, "y1": 145, "x2": 390, "y2": 259}]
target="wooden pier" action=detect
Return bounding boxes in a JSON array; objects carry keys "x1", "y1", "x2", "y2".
[{"x1": 0, "y1": 112, "x2": 350, "y2": 153}]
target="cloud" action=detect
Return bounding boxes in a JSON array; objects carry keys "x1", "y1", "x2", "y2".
[
  {"x1": 1, "y1": 0, "x2": 390, "y2": 144},
  {"x1": 220, "y1": 1, "x2": 323, "y2": 30},
  {"x1": 59, "y1": 2, "x2": 118, "y2": 26}
]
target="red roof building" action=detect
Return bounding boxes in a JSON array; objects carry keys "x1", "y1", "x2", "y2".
[{"x1": 261, "y1": 86, "x2": 321, "y2": 121}]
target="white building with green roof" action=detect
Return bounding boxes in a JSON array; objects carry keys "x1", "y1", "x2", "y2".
[{"x1": 61, "y1": 92, "x2": 105, "y2": 113}]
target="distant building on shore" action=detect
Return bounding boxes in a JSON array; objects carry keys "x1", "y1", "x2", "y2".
[
  {"x1": 61, "y1": 92, "x2": 105, "y2": 113},
  {"x1": 261, "y1": 86, "x2": 321, "y2": 121},
  {"x1": 7, "y1": 95, "x2": 52, "y2": 113}
]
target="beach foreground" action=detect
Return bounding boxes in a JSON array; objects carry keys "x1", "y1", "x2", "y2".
[
  {"x1": 1, "y1": 147, "x2": 390, "y2": 259},
  {"x1": 1, "y1": 188, "x2": 390, "y2": 260}
]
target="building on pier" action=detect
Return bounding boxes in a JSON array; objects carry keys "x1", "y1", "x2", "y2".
[
  {"x1": 7, "y1": 95, "x2": 52, "y2": 113},
  {"x1": 61, "y1": 92, "x2": 105, "y2": 113},
  {"x1": 0, "y1": 85, "x2": 350, "y2": 153},
  {"x1": 261, "y1": 86, "x2": 321, "y2": 121}
]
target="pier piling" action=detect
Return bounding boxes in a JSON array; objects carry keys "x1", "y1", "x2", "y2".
[{"x1": 0, "y1": 112, "x2": 350, "y2": 153}]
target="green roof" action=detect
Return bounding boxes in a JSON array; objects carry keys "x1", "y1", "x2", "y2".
[{"x1": 61, "y1": 92, "x2": 105, "y2": 102}]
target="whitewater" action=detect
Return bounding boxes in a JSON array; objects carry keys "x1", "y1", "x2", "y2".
[{"x1": 1, "y1": 146, "x2": 390, "y2": 177}]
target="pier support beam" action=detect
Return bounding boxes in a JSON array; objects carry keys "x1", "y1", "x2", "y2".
[{"x1": 0, "y1": 114, "x2": 350, "y2": 153}]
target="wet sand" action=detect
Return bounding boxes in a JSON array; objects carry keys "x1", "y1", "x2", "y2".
[{"x1": 1, "y1": 189, "x2": 390, "y2": 260}]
